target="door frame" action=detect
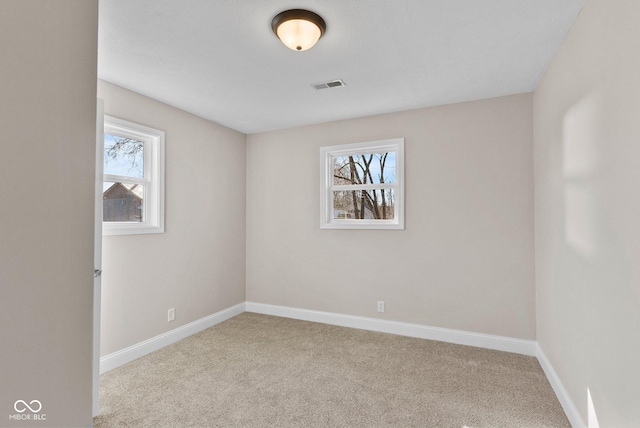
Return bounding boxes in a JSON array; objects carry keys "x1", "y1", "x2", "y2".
[{"x1": 93, "y1": 98, "x2": 104, "y2": 417}]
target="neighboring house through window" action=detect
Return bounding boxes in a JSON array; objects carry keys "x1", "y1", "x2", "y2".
[
  {"x1": 103, "y1": 116, "x2": 165, "y2": 235},
  {"x1": 320, "y1": 138, "x2": 404, "y2": 229}
]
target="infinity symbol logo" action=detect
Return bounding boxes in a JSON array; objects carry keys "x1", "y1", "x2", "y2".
[{"x1": 14, "y1": 400, "x2": 42, "y2": 413}]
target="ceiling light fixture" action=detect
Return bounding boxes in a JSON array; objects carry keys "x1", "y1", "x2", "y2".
[{"x1": 271, "y1": 9, "x2": 326, "y2": 51}]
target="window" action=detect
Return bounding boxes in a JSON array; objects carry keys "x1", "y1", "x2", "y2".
[
  {"x1": 320, "y1": 138, "x2": 404, "y2": 229},
  {"x1": 103, "y1": 116, "x2": 164, "y2": 235}
]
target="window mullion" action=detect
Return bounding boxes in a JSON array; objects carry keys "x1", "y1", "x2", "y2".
[{"x1": 103, "y1": 174, "x2": 148, "y2": 185}]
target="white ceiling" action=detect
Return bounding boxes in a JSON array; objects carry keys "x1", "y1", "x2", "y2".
[{"x1": 98, "y1": 0, "x2": 585, "y2": 134}]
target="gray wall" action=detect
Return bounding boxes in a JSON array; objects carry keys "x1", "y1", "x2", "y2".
[
  {"x1": 534, "y1": 0, "x2": 640, "y2": 425},
  {"x1": 0, "y1": 1, "x2": 98, "y2": 427},
  {"x1": 97, "y1": 80, "x2": 246, "y2": 356},
  {"x1": 247, "y1": 94, "x2": 536, "y2": 340}
]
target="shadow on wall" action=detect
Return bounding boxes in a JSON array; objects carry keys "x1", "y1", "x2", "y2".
[
  {"x1": 560, "y1": 89, "x2": 638, "y2": 426},
  {"x1": 564, "y1": 96, "x2": 603, "y2": 428},
  {"x1": 563, "y1": 92, "x2": 600, "y2": 260}
]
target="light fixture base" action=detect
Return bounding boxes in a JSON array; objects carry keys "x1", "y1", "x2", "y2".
[{"x1": 271, "y1": 9, "x2": 326, "y2": 51}]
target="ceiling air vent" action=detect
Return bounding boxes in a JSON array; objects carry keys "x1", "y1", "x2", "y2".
[{"x1": 311, "y1": 79, "x2": 345, "y2": 90}]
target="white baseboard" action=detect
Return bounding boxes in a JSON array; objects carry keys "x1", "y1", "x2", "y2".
[
  {"x1": 99, "y1": 300, "x2": 578, "y2": 428},
  {"x1": 536, "y1": 345, "x2": 585, "y2": 428},
  {"x1": 100, "y1": 302, "x2": 245, "y2": 374},
  {"x1": 245, "y1": 302, "x2": 537, "y2": 356}
]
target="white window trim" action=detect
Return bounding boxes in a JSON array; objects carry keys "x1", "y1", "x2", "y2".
[
  {"x1": 103, "y1": 116, "x2": 165, "y2": 236},
  {"x1": 320, "y1": 138, "x2": 405, "y2": 230}
]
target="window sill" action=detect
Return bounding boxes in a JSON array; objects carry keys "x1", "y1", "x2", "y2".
[{"x1": 103, "y1": 223, "x2": 164, "y2": 236}]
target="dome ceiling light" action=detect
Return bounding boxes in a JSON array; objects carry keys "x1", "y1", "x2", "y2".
[{"x1": 271, "y1": 9, "x2": 326, "y2": 51}]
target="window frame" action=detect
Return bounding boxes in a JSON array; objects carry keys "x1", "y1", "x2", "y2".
[
  {"x1": 320, "y1": 138, "x2": 405, "y2": 230},
  {"x1": 102, "y1": 115, "x2": 165, "y2": 236}
]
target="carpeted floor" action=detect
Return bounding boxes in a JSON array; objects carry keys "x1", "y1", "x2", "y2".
[{"x1": 94, "y1": 313, "x2": 570, "y2": 427}]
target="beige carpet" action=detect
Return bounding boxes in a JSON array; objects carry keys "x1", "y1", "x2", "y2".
[{"x1": 94, "y1": 313, "x2": 569, "y2": 427}]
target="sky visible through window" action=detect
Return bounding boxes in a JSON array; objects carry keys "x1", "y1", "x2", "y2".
[
  {"x1": 333, "y1": 152, "x2": 396, "y2": 185},
  {"x1": 103, "y1": 133, "x2": 144, "y2": 191},
  {"x1": 104, "y1": 134, "x2": 144, "y2": 177}
]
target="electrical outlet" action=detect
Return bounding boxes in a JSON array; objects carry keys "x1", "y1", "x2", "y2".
[
  {"x1": 168, "y1": 308, "x2": 175, "y2": 322},
  {"x1": 377, "y1": 301, "x2": 385, "y2": 313}
]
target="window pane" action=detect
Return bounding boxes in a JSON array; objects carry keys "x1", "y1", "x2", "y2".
[
  {"x1": 333, "y1": 153, "x2": 396, "y2": 185},
  {"x1": 333, "y1": 189, "x2": 395, "y2": 220},
  {"x1": 103, "y1": 181, "x2": 144, "y2": 222},
  {"x1": 104, "y1": 134, "x2": 144, "y2": 178}
]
